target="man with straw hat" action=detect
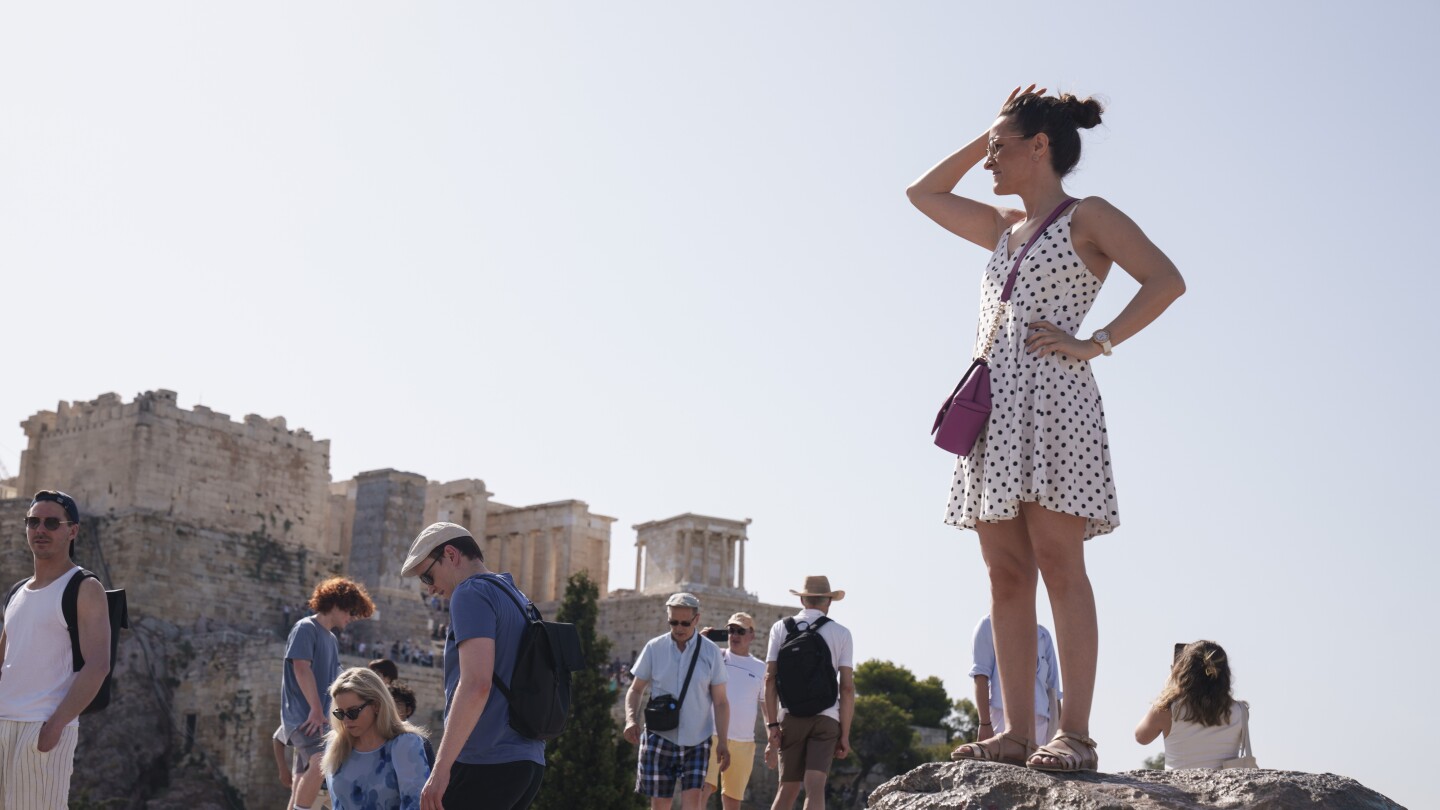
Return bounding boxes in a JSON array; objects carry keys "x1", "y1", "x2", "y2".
[{"x1": 762, "y1": 576, "x2": 854, "y2": 810}]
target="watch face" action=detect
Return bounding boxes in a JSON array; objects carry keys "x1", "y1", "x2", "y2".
[{"x1": 1093, "y1": 330, "x2": 1111, "y2": 343}]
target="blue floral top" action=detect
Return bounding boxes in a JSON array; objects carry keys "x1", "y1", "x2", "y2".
[{"x1": 326, "y1": 732, "x2": 430, "y2": 810}]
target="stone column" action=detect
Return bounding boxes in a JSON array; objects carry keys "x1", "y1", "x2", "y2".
[
  {"x1": 738, "y1": 536, "x2": 745, "y2": 590},
  {"x1": 635, "y1": 540, "x2": 644, "y2": 591},
  {"x1": 680, "y1": 529, "x2": 690, "y2": 585},
  {"x1": 723, "y1": 535, "x2": 734, "y2": 588},
  {"x1": 521, "y1": 532, "x2": 535, "y2": 597}
]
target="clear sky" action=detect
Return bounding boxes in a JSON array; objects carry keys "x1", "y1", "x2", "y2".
[{"x1": 2, "y1": 2, "x2": 1434, "y2": 805}]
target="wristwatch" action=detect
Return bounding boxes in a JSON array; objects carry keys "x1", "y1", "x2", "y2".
[{"x1": 1090, "y1": 329, "x2": 1113, "y2": 357}]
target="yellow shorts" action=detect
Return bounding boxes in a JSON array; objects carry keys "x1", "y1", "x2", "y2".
[{"x1": 703, "y1": 737, "x2": 756, "y2": 800}]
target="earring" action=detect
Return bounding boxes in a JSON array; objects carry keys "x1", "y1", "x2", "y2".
[{"x1": 1032, "y1": 155, "x2": 1039, "y2": 163}]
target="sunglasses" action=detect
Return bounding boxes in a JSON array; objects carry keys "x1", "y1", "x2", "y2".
[
  {"x1": 331, "y1": 702, "x2": 372, "y2": 721},
  {"x1": 25, "y1": 517, "x2": 76, "y2": 531},
  {"x1": 419, "y1": 554, "x2": 442, "y2": 587},
  {"x1": 728, "y1": 626, "x2": 749, "y2": 635},
  {"x1": 668, "y1": 619, "x2": 694, "y2": 628}
]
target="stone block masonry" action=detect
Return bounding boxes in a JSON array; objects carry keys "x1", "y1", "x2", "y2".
[{"x1": 17, "y1": 390, "x2": 334, "y2": 554}]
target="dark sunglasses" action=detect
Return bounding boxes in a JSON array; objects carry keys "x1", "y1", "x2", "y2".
[
  {"x1": 668, "y1": 619, "x2": 693, "y2": 628},
  {"x1": 727, "y1": 626, "x2": 749, "y2": 635},
  {"x1": 25, "y1": 517, "x2": 76, "y2": 531},
  {"x1": 331, "y1": 701, "x2": 372, "y2": 721},
  {"x1": 419, "y1": 554, "x2": 442, "y2": 587}
]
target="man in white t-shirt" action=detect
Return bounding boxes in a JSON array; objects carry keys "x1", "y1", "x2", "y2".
[
  {"x1": 763, "y1": 576, "x2": 854, "y2": 810},
  {"x1": 701, "y1": 612, "x2": 768, "y2": 810}
]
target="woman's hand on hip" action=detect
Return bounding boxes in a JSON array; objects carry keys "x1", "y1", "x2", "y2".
[{"x1": 1025, "y1": 321, "x2": 1100, "y2": 361}]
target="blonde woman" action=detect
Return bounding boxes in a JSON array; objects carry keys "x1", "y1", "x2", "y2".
[
  {"x1": 1134, "y1": 641, "x2": 1249, "y2": 769},
  {"x1": 322, "y1": 667, "x2": 431, "y2": 810}
]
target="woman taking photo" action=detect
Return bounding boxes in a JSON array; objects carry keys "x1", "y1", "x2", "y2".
[
  {"x1": 1135, "y1": 641, "x2": 1251, "y2": 769},
  {"x1": 322, "y1": 667, "x2": 431, "y2": 810},
  {"x1": 908, "y1": 86, "x2": 1185, "y2": 771}
]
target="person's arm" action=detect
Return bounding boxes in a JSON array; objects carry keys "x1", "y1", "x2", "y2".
[
  {"x1": 973, "y1": 675, "x2": 992, "y2": 735},
  {"x1": 37, "y1": 578, "x2": 110, "y2": 753},
  {"x1": 762, "y1": 661, "x2": 780, "y2": 756},
  {"x1": 622, "y1": 676, "x2": 649, "y2": 745},
  {"x1": 835, "y1": 665, "x2": 855, "y2": 759},
  {"x1": 1024, "y1": 198, "x2": 1186, "y2": 360},
  {"x1": 1134, "y1": 703, "x2": 1171, "y2": 745},
  {"x1": 289, "y1": 659, "x2": 327, "y2": 736},
  {"x1": 906, "y1": 86, "x2": 1041, "y2": 248},
  {"x1": 421, "y1": 637, "x2": 494, "y2": 810},
  {"x1": 393, "y1": 733, "x2": 431, "y2": 805},
  {"x1": 710, "y1": 682, "x2": 730, "y2": 771}
]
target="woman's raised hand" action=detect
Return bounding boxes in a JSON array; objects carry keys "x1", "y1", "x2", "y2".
[{"x1": 1003, "y1": 84, "x2": 1047, "y2": 110}]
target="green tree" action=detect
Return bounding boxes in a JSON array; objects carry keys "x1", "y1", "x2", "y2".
[
  {"x1": 532, "y1": 571, "x2": 644, "y2": 810},
  {"x1": 949, "y1": 697, "x2": 979, "y2": 744},
  {"x1": 853, "y1": 660, "x2": 954, "y2": 733},
  {"x1": 1142, "y1": 752, "x2": 1166, "y2": 770},
  {"x1": 843, "y1": 695, "x2": 921, "y2": 807}
]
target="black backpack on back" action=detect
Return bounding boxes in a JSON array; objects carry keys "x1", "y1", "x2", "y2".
[
  {"x1": 775, "y1": 615, "x2": 838, "y2": 718},
  {"x1": 4, "y1": 568, "x2": 129, "y2": 715},
  {"x1": 478, "y1": 574, "x2": 583, "y2": 741}
]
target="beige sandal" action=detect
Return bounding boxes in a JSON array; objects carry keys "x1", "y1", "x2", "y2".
[
  {"x1": 1026, "y1": 731, "x2": 1099, "y2": 772},
  {"x1": 950, "y1": 731, "x2": 1036, "y2": 767}
]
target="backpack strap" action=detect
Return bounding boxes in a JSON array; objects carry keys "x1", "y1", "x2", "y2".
[
  {"x1": 61, "y1": 569, "x2": 99, "y2": 671},
  {"x1": 783, "y1": 617, "x2": 799, "y2": 639},
  {"x1": 474, "y1": 574, "x2": 537, "y2": 701},
  {"x1": 3, "y1": 578, "x2": 29, "y2": 614}
]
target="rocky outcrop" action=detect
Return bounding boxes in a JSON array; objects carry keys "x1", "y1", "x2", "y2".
[{"x1": 867, "y1": 761, "x2": 1405, "y2": 810}]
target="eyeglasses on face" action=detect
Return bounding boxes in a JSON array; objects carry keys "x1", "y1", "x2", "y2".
[
  {"x1": 25, "y1": 517, "x2": 76, "y2": 531},
  {"x1": 668, "y1": 619, "x2": 693, "y2": 628},
  {"x1": 331, "y1": 702, "x2": 372, "y2": 721},
  {"x1": 985, "y1": 134, "x2": 1031, "y2": 161},
  {"x1": 727, "y1": 626, "x2": 749, "y2": 636},
  {"x1": 419, "y1": 553, "x2": 442, "y2": 587}
]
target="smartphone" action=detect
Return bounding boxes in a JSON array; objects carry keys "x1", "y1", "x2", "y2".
[
  {"x1": 1173, "y1": 642, "x2": 1186, "y2": 662},
  {"x1": 706, "y1": 628, "x2": 729, "y2": 643}
]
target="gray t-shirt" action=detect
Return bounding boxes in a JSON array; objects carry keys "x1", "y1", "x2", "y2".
[{"x1": 281, "y1": 615, "x2": 339, "y2": 734}]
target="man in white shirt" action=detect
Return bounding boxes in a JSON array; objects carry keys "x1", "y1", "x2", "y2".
[
  {"x1": 0, "y1": 490, "x2": 111, "y2": 809},
  {"x1": 763, "y1": 576, "x2": 854, "y2": 810},
  {"x1": 701, "y1": 612, "x2": 768, "y2": 810},
  {"x1": 623, "y1": 593, "x2": 731, "y2": 810}
]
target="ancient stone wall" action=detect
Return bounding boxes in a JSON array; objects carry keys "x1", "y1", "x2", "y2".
[
  {"x1": 347, "y1": 470, "x2": 432, "y2": 645},
  {"x1": 16, "y1": 390, "x2": 333, "y2": 555},
  {"x1": 423, "y1": 478, "x2": 490, "y2": 536},
  {"x1": 484, "y1": 500, "x2": 614, "y2": 604}
]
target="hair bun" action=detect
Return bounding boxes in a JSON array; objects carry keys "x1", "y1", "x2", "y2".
[{"x1": 1060, "y1": 94, "x2": 1104, "y2": 129}]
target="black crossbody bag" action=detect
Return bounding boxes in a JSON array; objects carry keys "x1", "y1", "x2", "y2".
[{"x1": 644, "y1": 641, "x2": 702, "y2": 732}]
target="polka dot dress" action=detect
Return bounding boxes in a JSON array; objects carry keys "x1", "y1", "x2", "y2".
[{"x1": 945, "y1": 204, "x2": 1119, "y2": 540}]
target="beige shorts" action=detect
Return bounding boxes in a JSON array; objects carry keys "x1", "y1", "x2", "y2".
[
  {"x1": 0, "y1": 718, "x2": 80, "y2": 810},
  {"x1": 703, "y1": 737, "x2": 756, "y2": 799},
  {"x1": 777, "y1": 714, "x2": 839, "y2": 782}
]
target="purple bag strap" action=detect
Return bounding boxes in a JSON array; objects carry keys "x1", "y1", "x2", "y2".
[{"x1": 1000, "y1": 198, "x2": 1078, "y2": 301}]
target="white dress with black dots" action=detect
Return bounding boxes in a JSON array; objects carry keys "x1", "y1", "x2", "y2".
[{"x1": 945, "y1": 203, "x2": 1118, "y2": 540}]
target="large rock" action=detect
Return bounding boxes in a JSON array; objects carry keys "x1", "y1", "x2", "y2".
[{"x1": 867, "y1": 761, "x2": 1405, "y2": 810}]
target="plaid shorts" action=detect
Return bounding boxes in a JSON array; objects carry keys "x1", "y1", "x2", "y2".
[{"x1": 636, "y1": 731, "x2": 712, "y2": 797}]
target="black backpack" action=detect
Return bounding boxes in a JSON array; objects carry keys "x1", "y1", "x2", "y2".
[
  {"x1": 4, "y1": 568, "x2": 129, "y2": 715},
  {"x1": 477, "y1": 574, "x2": 583, "y2": 741},
  {"x1": 775, "y1": 615, "x2": 837, "y2": 718}
]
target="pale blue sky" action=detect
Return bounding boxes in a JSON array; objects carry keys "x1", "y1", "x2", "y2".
[{"x1": 2, "y1": 2, "x2": 1434, "y2": 805}]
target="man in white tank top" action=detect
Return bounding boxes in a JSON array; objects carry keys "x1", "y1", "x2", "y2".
[{"x1": 0, "y1": 490, "x2": 112, "y2": 809}]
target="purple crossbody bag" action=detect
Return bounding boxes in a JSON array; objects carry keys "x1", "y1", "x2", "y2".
[{"x1": 932, "y1": 198, "x2": 1076, "y2": 456}]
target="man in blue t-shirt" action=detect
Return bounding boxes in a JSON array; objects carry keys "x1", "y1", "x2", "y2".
[{"x1": 402, "y1": 522, "x2": 544, "y2": 810}]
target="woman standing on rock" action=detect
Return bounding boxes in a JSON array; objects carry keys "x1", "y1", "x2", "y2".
[
  {"x1": 908, "y1": 86, "x2": 1185, "y2": 770},
  {"x1": 1135, "y1": 641, "x2": 1250, "y2": 769}
]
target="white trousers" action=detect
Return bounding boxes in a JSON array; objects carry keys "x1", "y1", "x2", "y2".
[{"x1": 0, "y1": 718, "x2": 79, "y2": 810}]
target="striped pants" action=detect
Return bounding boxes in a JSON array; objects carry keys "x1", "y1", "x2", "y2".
[{"x1": 0, "y1": 718, "x2": 78, "y2": 809}]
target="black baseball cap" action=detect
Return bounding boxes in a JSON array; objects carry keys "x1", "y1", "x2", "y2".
[{"x1": 31, "y1": 490, "x2": 80, "y2": 524}]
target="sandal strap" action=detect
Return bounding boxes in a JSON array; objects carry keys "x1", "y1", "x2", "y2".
[
  {"x1": 1000, "y1": 732, "x2": 1036, "y2": 753},
  {"x1": 1031, "y1": 733, "x2": 1098, "y2": 766}
]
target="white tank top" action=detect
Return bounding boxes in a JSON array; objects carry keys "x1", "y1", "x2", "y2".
[
  {"x1": 1164, "y1": 699, "x2": 1245, "y2": 769},
  {"x1": 0, "y1": 567, "x2": 81, "y2": 724}
]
